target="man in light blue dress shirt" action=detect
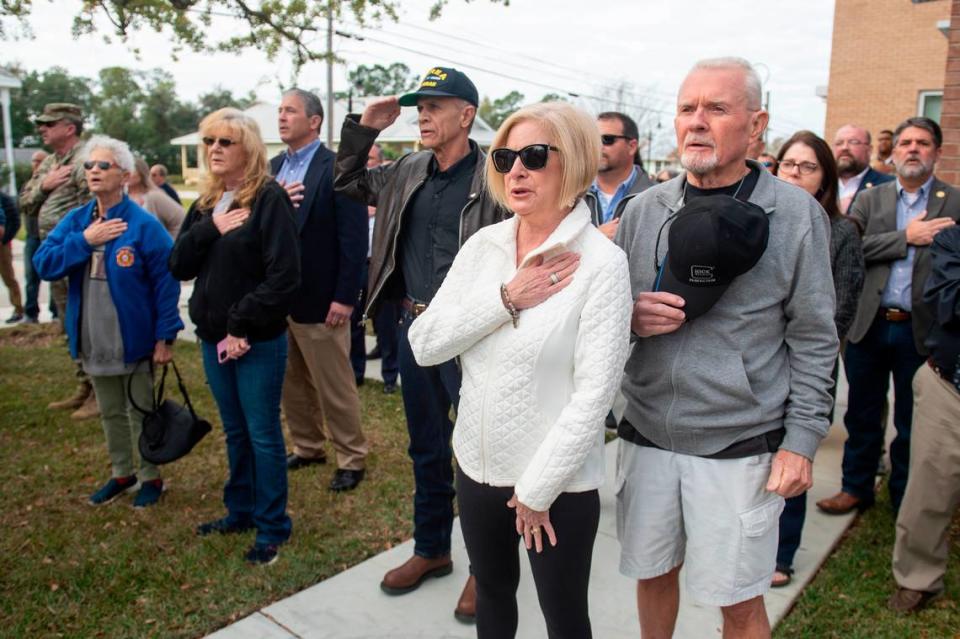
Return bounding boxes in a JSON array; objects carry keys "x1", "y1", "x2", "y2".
[{"x1": 819, "y1": 117, "x2": 960, "y2": 517}]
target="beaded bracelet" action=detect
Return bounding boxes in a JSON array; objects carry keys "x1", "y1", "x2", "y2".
[{"x1": 500, "y1": 283, "x2": 519, "y2": 328}]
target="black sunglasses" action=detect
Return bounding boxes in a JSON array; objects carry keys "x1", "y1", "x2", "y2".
[
  {"x1": 491, "y1": 144, "x2": 559, "y2": 173},
  {"x1": 202, "y1": 136, "x2": 237, "y2": 148},
  {"x1": 82, "y1": 160, "x2": 118, "y2": 170},
  {"x1": 601, "y1": 134, "x2": 634, "y2": 146}
]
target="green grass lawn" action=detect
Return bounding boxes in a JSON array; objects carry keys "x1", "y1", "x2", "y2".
[
  {"x1": 775, "y1": 483, "x2": 960, "y2": 638},
  {"x1": 4, "y1": 323, "x2": 959, "y2": 638},
  {"x1": 0, "y1": 323, "x2": 413, "y2": 638}
]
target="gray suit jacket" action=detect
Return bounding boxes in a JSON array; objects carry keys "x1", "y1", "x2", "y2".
[{"x1": 847, "y1": 176, "x2": 960, "y2": 354}]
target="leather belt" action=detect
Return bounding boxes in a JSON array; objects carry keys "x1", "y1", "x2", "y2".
[
  {"x1": 880, "y1": 307, "x2": 911, "y2": 322},
  {"x1": 401, "y1": 298, "x2": 428, "y2": 318}
]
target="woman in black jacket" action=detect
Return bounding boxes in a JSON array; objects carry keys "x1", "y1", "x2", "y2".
[
  {"x1": 169, "y1": 107, "x2": 300, "y2": 566},
  {"x1": 772, "y1": 130, "x2": 865, "y2": 586}
]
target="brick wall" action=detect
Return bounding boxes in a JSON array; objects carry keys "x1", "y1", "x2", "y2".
[
  {"x1": 824, "y1": 0, "x2": 949, "y2": 142},
  {"x1": 939, "y1": 0, "x2": 960, "y2": 185}
]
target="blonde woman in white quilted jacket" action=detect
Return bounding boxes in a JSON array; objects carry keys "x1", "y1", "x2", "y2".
[{"x1": 408, "y1": 102, "x2": 632, "y2": 639}]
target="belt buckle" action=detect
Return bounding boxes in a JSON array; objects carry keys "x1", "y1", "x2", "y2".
[
  {"x1": 413, "y1": 302, "x2": 428, "y2": 317},
  {"x1": 884, "y1": 308, "x2": 906, "y2": 321}
]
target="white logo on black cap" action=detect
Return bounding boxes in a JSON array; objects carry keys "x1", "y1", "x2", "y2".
[{"x1": 689, "y1": 265, "x2": 716, "y2": 283}]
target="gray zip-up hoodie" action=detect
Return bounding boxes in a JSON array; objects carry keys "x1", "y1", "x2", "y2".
[{"x1": 615, "y1": 162, "x2": 838, "y2": 461}]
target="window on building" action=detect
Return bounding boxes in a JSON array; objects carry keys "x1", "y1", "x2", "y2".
[{"x1": 918, "y1": 91, "x2": 943, "y2": 123}]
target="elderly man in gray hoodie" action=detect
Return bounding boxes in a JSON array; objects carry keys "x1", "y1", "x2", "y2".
[{"x1": 614, "y1": 57, "x2": 838, "y2": 639}]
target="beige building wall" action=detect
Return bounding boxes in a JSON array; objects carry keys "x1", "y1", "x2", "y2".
[{"x1": 825, "y1": 0, "x2": 949, "y2": 141}]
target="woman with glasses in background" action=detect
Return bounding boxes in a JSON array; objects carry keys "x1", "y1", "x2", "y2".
[
  {"x1": 772, "y1": 130, "x2": 865, "y2": 587},
  {"x1": 407, "y1": 102, "x2": 632, "y2": 638},
  {"x1": 34, "y1": 135, "x2": 183, "y2": 509},
  {"x1": 169, "y1": 108, "x2": 300, "y2": 566}
]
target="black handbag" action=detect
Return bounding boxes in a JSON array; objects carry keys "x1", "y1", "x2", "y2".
[{"x1": 129, "y1": 360, "x2": 212, "y2": 465}]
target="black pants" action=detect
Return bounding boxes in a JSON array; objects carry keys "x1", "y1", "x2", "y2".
[{"x1": 457, "y1": 467, "x2": 599, "y2": 639}]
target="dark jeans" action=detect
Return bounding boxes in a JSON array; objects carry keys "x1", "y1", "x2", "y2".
[
  {"x1": 842, "y1": 317, "x2": 925, "y2": 511},
  {"x1": 349, "y1": 263, "x2": 400, "y2": 386},
  {"x1": 777, "y1": 493, "x2": 806, "y2": 571},
  {"x1": 23, "y1": 234, "x2": 40, "y2": 320},
  {"x1": 457, "y1": 468, "x2": 599, "y2": 639},
  {"x1": 398, "y1": 308, "x2": 460, "y2": 558},
  {"x1": 777, "y1": 357, "x2": 840, "y2": 571},
  {"x1": 349, "y1": 302, "x2": 400, "y2": 385},
  {"x1": 201, "y1": 335, "x2": 292, "y2": 547}
]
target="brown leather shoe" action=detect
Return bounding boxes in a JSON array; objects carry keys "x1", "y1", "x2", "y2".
[
  {"x1": 70, "y1": 393, "x2": 100, "y2": 421},
  {"x1": 453, "y1": 574, "x2": 477, "y2": 623},
  {"x1": 380, "y1": 555, "x2": 453, "y2": 595},
  {"x1": 48, "y1": 382, "x2": 91, "y2": 411},
  {"x1": 816, "y1": 491, "x2": 871, "y2": 515},
  {"x1": 888, "y1": 587, "x2": 937, "y2": 614}
]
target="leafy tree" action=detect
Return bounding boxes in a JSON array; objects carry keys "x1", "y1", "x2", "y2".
[
  {"x1": 478, "y1": 90, "x2": 524, "y2": 129},
  {"x1": 346, "y1": 63, "x2": 419, "y2": 97},
  {"x1": 196, "y1": 86, "x2": 257, "y2": 113},
  {"x1": 1, "y1": 1, "x2": 509, "y2": 76},
  {"x1": 8, "y1": 65, "x2": 95, "y2": 146},
  {"x1": 539, "y1": 93, "x2": 567, "y2": 103}
]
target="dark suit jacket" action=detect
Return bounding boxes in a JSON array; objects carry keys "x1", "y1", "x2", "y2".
[
  {"x1": 849, "y1": 167, "x2": 894, "y2": 209},
  {"x1": 270, "y1": 143, "x2": 368, "y2": 324},
  {"x1": 847, "y1": 176, "x2": 960, "y2": 354}
]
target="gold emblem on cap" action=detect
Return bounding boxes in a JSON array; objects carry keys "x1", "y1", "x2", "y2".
[{"x1": 936, "y1": 190, "x2": 946, "y2": 199}]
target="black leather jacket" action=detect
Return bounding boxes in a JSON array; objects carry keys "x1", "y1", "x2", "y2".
[{"x1": 334, "y1": 115, "x2": 508, "y2": 317}]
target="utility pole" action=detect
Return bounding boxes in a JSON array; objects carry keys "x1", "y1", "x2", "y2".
[{"x1": 326, "y1": 3, "x2": 334, "y2": 147}]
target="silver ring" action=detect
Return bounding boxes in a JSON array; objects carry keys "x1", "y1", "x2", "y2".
[{"x1": 549, "y1": 272, "x2": 560, "y2": 285}]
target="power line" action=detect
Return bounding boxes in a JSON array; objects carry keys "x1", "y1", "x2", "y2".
[{"x1": 336, "y1": 28, "x2": 676, "y2": 117}]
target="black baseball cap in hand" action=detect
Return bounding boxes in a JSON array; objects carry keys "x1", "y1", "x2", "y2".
[
  {"x1": 654, "y1": 195, "x2": 770, "y2": 321},
  {"x1": 399, "y1": 67, "x2": 479, "y2": 107}
]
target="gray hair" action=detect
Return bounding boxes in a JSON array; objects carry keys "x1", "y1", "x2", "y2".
[
  {"x1": 689, "y1": 57, "x2": 763, "y2": 110},
  {"x1": 283, "y1": 88, "x2": 324, "y2": 121},
  {"x1": 82, "y1": 135, "x2": 135, "y2": 173}
]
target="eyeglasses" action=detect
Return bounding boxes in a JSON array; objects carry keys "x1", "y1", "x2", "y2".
[
  {"x1": 778, "y1": 160, "x2": 820, "y2": 175},
  {"x1": 601, "y1": 134, "x2": 634, "y2": 146},
  {"x1": 82, "y1": 160, "x2": 119, "y2": 171},
  {"x1": 202, "y1": 136, "x2": 237, "y2": 148},
  {"x1": 834, "y1": 139, "x2": 867, "y2": 148},
  {"x1": 490, "y1": 144, "x2": 559, "y2": 173}
]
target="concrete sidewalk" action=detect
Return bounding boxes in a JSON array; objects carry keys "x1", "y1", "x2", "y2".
[{"x1": 207, "y1": 389, "x2": 862, "y2": 639}]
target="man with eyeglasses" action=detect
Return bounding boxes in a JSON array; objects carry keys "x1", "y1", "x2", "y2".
[
  {"x1": 585, "y1": 112, "x2": 654, "y2": 241},
  {"x1": 335, "y1": 66, "x2": 507, "y2": 623},
  {"x1": 818, "y1": 117, "x2": 960, "y2": 518},
  {"x1": 20, "y1": 103, "x2": 99, "y2": 421},
  {"x1": 833, "y1": 124, "x2": 894, "y2": 214},
  {"x1": 615, "y1": 57, "x2": 837, "y2": 638}
]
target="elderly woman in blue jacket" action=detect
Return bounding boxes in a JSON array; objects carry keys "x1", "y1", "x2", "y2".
[{"x1": 34, "y1": 135, "x2": 183, "y2": 508}]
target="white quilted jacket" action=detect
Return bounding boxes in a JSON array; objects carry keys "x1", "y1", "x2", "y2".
[{"x1": 408, "y1": 203, "x2": 632, "y2": 511}]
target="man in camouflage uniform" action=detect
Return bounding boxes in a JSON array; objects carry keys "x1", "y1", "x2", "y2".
[{"x1": 20, "y1": 103, "x2": 98, "y2": 420}]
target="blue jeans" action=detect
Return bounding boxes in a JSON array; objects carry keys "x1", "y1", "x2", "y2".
[
  {"x1": 373, "y1": 302, "x2": 400, "y2": 385},
  {"x1": 23, "y1": 234, "x2": 40, "y2": 320},
  {"x1": 398, "y1": 308, "x2": 461, "y2": 558},
  {"x1": 842, "y1": 317, "x2": 925, "y2": 511},
  {"x1": 201, "y1": 335, "x2": 292, "y2": 547}
]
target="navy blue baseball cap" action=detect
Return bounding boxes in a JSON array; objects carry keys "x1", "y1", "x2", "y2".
[{"x1": 399, "y1": 67, "x2": 479, "y2": 107}]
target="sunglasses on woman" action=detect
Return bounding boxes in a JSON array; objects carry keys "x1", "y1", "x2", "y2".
[
  {"x1": 82, "y1": 160, "x2": 119, "y2": 170},
  {"x1": 202, "y1": 136, "x2": 237, "y2": 148},
  {"x1": 491, "y1": 144, "x2": 559, "y2": 173}
]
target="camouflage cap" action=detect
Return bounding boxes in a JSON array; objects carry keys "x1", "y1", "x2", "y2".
[{"x1": 34, "y1": 103, "x2": 83, "y2": 125}]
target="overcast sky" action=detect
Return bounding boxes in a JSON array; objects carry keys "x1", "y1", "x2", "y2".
[{"x1": 2, "y1": 0, "x2": 835, "y2": 153}]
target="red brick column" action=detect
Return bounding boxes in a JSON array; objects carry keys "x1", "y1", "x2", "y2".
[{"x1": 940, "y1": 0, "x2": 960, "y2": 186}]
